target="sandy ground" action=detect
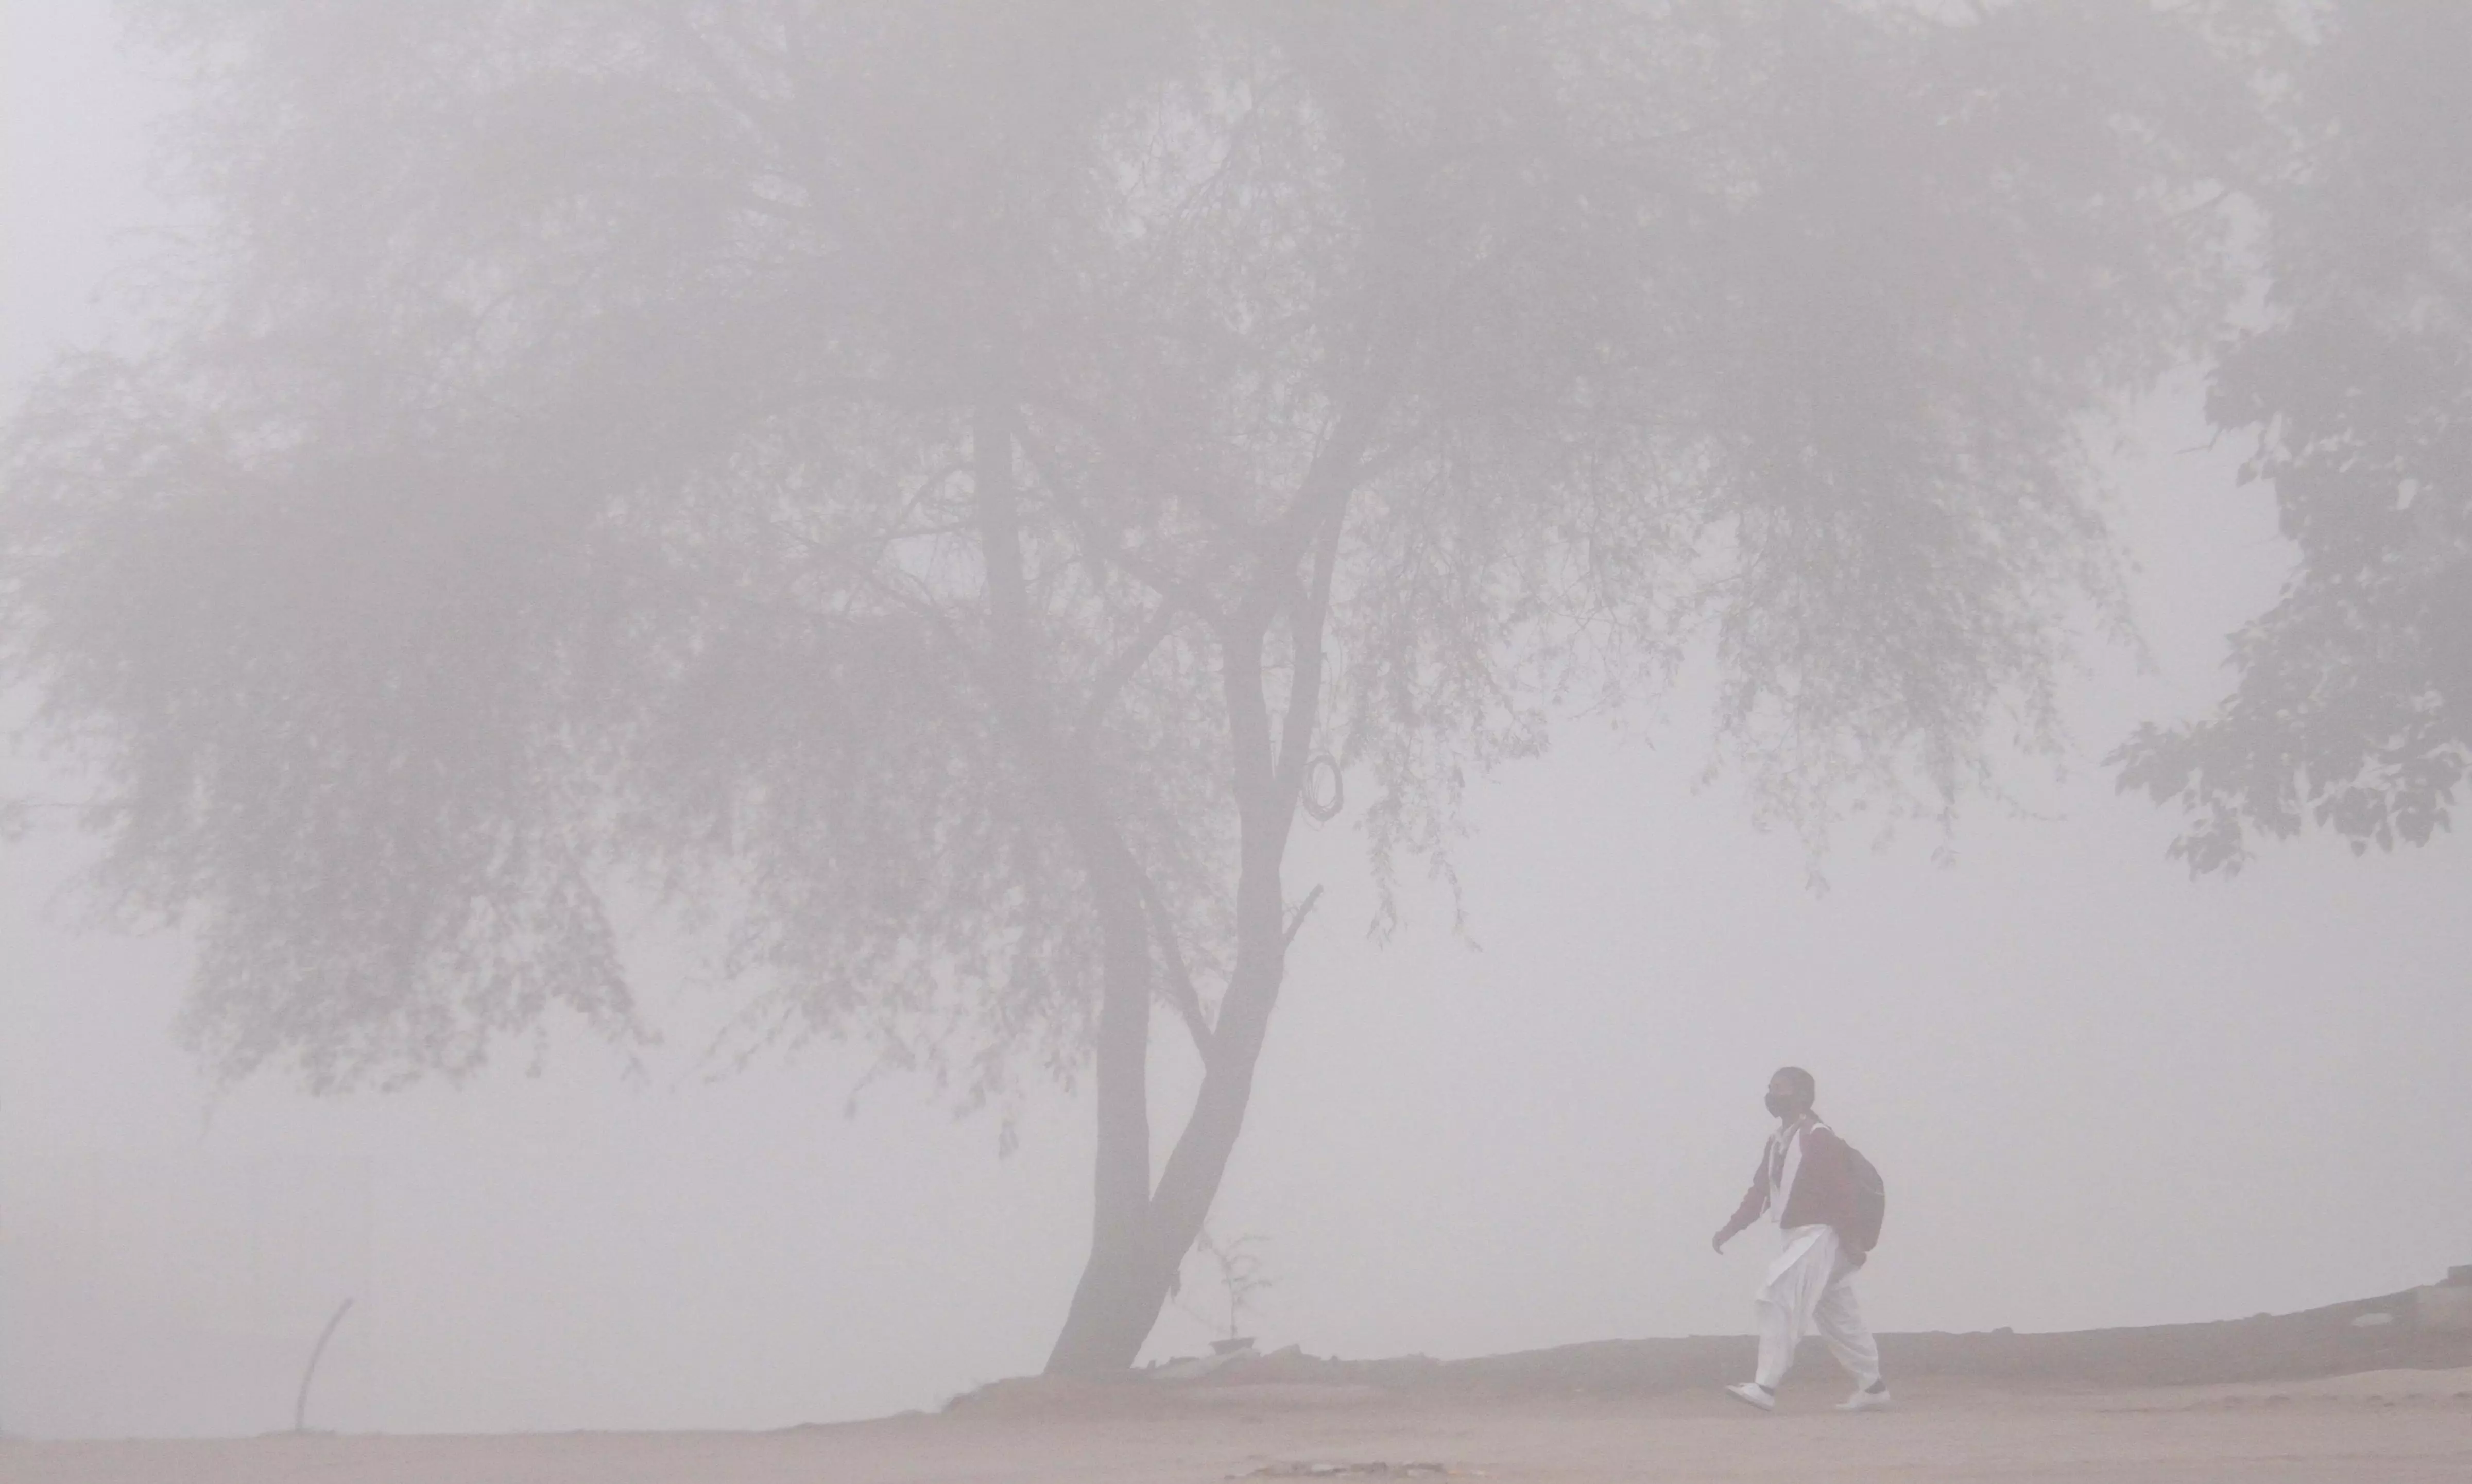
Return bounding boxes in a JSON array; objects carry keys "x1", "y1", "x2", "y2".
[{"x1": 9, "y1": 1366, "x2": 2470, "y2": 1484}]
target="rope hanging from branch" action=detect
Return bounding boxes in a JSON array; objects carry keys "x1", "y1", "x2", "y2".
[{"x1": 1300, "y1": 754, "x2": 1344, "y2": 822}]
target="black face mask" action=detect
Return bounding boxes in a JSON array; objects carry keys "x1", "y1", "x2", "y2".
[{"x1": 1765, "y1": 1092, "x2": 1791, "y2": 1118}]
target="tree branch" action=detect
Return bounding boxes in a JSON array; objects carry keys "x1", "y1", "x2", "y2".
[
  {"x1": 1136, "y1": 869, "x2": 1216, "y2": 1061},
  {"x1": 1263, "y1": 321, "x2": 1417, "y2": 580},
  {"x1": 1012, "y1": 422, "x2": 1231, "y2": 628},
  {"x1": 1282, "y1": 884, "x2": 1324, "y2": 948},
  {"x1": 1019, "y1": 393, "x2": 1269, "y2": 541},
  {"x1": 765, "y1": 514, "x2": 974, "y2": 568},
  {"x1": 1077, "y1": 599, "x2": 1186, "y2": 747},
  {"x1": 663, "y1": 11, "x2": 794, "y2": 156},
  {"x1": 1272, "y1": 495, "x2": 1349, "y2": 803}
]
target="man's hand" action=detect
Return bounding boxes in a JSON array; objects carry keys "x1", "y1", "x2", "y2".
[{"x1": 1711, "y1": 1227, "x2": 1733, "y2": 1255}]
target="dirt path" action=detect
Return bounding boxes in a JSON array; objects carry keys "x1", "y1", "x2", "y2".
[{"x1": 11, "y1": 1367, "x2": 2470, "y2": 1484}]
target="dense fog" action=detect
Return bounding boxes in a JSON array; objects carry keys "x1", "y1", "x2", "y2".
[{"x1": 5, "y1": 0, "x2": 2467, "y2": 1444}]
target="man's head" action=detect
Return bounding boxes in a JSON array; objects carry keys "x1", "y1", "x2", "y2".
[{"x1": 1765, "y1": 1066, "x2": 1816, "y2": 1121}]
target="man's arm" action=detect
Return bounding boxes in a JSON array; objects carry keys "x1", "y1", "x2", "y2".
[{"x1": 1711, "y1": 1154, "x2": 1770, "y2": 1252}]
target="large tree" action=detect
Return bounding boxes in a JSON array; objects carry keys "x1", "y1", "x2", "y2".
[
  {"x1": 5, "y1": 0, "x2": 2234, "y2": 1372},
  {"x1": 2116, "y1": 2, "x2": 2472, "y2": 873}
]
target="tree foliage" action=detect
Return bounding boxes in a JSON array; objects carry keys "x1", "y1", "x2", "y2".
[
  {"x1": 6, "y1": 0, "x2": 2238, "y2": 1368},
  {"x1": 2116, "y1": 2, "x2": 2472, "y2": 873}
]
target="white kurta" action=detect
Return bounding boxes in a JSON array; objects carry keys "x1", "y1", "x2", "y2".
[
  {"x1": 1754, "y1": 1222, "x2": 1880, "y2": 1391},
  {"x1": 1750, "y1": 1119, "x2": 1878, "y2": 1391}
]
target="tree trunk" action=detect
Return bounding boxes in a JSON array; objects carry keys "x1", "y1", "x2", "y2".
[
  {"x1": 1042, "y1": 843, "x2": 1291, "y2": 1374},
  {"x1": 1028, "y1": 369, "x2": 1367, "y2": 1373},
  {"x1": 971, "y1": 401, "x2": 1173, "y2": 1375},
  {"x1": 1042, "y1": 867, "x2": 1290, "y2": 1374},
  {"x1": 1045, "y1": 619, "x2": 1303, "y2": 1374},
  {"x1": 1041, "y1": 835, "x2": 1168, "y2": 1375}
]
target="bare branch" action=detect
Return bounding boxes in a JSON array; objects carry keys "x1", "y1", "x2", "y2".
[{"x1": 1281, "y1": 884, "x2": 1324, "y2": 948}]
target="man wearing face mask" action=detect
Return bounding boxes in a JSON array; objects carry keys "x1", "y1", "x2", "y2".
[{"x1": 1711, "y1": 1066, "x2": 1890, "y2": 1412}]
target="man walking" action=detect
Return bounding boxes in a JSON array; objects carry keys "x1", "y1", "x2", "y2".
[{"x1": 1711, "y1": 1066, "x2": 1891, "y2": 1412}]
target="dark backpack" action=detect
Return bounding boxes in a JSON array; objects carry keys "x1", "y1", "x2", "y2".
[{"x1": 1841, "y1": 1141, "x2": 1887, "y2": 1255}]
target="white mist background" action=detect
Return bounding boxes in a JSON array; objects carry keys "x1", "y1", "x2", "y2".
[{"x1": 6, "y1": 0, "x2": 2467, "y2": 1439}]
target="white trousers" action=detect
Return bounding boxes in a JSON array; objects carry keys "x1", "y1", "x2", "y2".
[{"x1": 1754, "y1": 1224, "x2": 1880, "y2": 1391}]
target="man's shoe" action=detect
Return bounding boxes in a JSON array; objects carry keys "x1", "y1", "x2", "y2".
[
  {"x1": 1725, "y1": 1382, "x2": 1777, "y2": 1412},
  {"x1": 1836, "y1": 1383, "x2": 1892, "y2": 1412}
]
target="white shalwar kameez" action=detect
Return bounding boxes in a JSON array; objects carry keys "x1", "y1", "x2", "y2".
[{"x1": 1753, "y1": 1123, "x2": 1881, "y2": 1392}]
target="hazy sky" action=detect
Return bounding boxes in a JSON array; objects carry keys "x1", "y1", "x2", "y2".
[{"x1": 5, "y1": 0, "x2": 2468, "y2": 1442}]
